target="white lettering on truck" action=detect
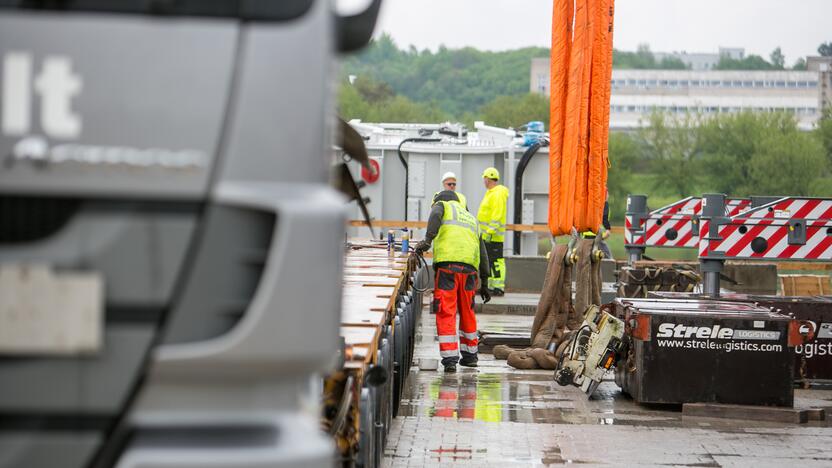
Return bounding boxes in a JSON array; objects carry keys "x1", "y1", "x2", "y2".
[
  {"x1": 2, "y1": 52, "x2": 82, "y2": 139},
  {"x1": 657, "y1": 323, "x2": 734, "y2": 339}
]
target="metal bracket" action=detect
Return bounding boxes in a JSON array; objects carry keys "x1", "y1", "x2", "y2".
[{"x1": 788, "y1": 218, "x2": 807, "y2": 245}]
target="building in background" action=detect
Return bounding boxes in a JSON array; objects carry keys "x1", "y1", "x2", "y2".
[
  {"x1": 344, "y1": 121, "x2": 550, "y2": 256},
  {"x1": 607, "y1": 69, "x2": 819, "y2": 130},
  {"x1": 530, "y1": 52, "x2": 826, "y2": 130},
  {"x1": 654, "y1": 47, "x2": 744, "y2": 71},
  {"x1": 807, "y1": 56, "x2": 832, "y2": 111}
]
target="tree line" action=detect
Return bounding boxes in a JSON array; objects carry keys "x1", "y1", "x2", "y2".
[
  {"x1": 342, "y1": 78, "x2": 832, "y2": 222},
  {"x1": 341, "y1": 35, "x2": 832, "y2": 121},
  {"x1": 605, "y1": 109, "x2": 832, "y2": 222},
  {"x1": 340, "y1": 37, "x2": 832, "y2": 222}
]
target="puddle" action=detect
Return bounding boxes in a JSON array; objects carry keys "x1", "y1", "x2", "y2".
[
  {"x1": 430, "y1": 445, "x2": 472, "y2": 462},
  {"x1": 398, "y1": 370, "x2": 645, "y2": 425},
  {"x1": 540, "y1": 446, "x2": 595, "y2": 465},
  {"x1": 396, "y1": 368, "x2": 829, "y2": 429}
]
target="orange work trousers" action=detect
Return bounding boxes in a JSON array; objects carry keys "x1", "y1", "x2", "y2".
[
  {"x1": 434, "y1": 263, "x2": 478, "y2": 366},
  {"x1": 435, "y1": 375, "x2": 477, "y2": 419}
]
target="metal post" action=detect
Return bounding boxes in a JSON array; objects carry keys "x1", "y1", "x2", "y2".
[
  {"x1": 624, "y1": 195, "x2": 648, "y2": 265},
  {"x1": 700, "y1": 259, "x2": 723, "y2": 297},
  {"x1": 700, "y1": 193, "x2": 726, "y2": 297}
]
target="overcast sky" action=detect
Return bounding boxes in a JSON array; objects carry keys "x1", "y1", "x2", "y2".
[{"x1": 347, "y1": 0, "x2": 830, "y2": 65}]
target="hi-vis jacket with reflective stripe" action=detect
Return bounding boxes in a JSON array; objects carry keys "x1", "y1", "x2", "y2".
[
  {"x1": 434, "y1": 200, "x2": 480, "y2": 269},
  {"x1": 477, "y1": 185, "x2": 509, "y2": 242},
  {"x1": 433, "y1": 190, "x2": 467, "y2": 210}
]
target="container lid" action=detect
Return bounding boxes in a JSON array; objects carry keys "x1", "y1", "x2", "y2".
[{"x1": 615, "y1": 297, "x2": 789, "y2": 320}]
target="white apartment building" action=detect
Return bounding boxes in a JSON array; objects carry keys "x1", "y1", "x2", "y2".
[{"x1": 530, "y1": 56, "x2": 827, "y2": 130}]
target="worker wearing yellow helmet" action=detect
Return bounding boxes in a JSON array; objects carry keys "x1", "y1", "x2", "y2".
[
  {"x1": 477, "y1": 167, "x2": 509, "y2": 296},
  {"x1": 433, "y1": 172, "x2": 467, "y2": 210}
]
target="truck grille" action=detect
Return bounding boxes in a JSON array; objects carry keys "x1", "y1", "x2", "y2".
[{"x1": 0, "y1": 196, "x2": 80, "y2": 244}]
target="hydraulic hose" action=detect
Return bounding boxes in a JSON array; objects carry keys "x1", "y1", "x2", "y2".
[
  {"x1": 513, "y1": 141, "x2": 544, "y2": 254},
  {"x1": 397, "y1": 137, "x2": 441, "y2": 221}
]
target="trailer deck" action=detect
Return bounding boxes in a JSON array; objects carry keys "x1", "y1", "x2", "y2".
[{"x1": 383, "y1": 301, "x2": 832, "y2": 467}]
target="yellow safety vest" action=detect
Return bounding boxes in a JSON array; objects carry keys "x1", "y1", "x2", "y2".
[
  {"x1": 433, "y1": 200, "x2": 480, "y2": 269},
  {"x1": 432, "y1": 190, "x2": 467, "y2": 210},
  {"x1": 477, "y1": 185, "x2": 509, "y2": 242}
]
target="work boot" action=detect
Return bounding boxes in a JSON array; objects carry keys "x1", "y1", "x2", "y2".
[
  {"x1": 444, "y1": 364, "x2": 457, "y2": 373},
  {"x1": 459, "y1": 356, "x2": 478, "y2": 368},
  {"x1": 489, "y1": 288, "x2": 505, "y2": 297}
]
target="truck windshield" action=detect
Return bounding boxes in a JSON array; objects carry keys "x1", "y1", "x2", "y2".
[{"x1": 0, "y1": 0, "x2": 314, "y2": 21}]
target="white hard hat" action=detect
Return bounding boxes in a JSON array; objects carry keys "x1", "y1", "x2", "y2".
[{"x1": 441, "y1": 172, "x2": 457, "y2": 182}]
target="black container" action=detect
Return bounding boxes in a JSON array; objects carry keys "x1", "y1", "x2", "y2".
[
  {"x1": 612, "y1": 298, "x2": 798, "y2": 406},
  {"x1": 650, "y1": 292, "x2": 832, "y2": 383}
]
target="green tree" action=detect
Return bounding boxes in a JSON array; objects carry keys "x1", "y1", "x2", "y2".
[
  {"x1": 769, "y1": 47, "x2": 785, "y2": 69},
  {"x1": 657, "y1": 56, "x2": 689, "y2": 69},
  {"x1": 633, "y1": 43, "x2": 656, "y2": 68},
  {"x1": 353, "y1": 77, "x2": 395, "y2": 103},
  {"x1": 611, "y1": 43, "x2": 689, "y2": 69},
  {"x1": 750, "y1": 130, "x2": 826, "y2": 196},
  {"x1": 606, "y1": 132, "x2": 640, "y2": 222},
  {"x1": 699, "y1": 111, "x2": 828, "y2": 196},
  {"x1": 698, "y1": 112, "x2": 788, "y2": 195},
  {"x1": 817, "y1": 107, "x2": 832, "y2": 163},
  {"x1": 338, "y1": 82, "x2": 371, "y2": 121},
  {"x1": 611, "y1": 46, "x2": 688, "y2": 69},
  {"x1": 793, "y1": 58, "x2": 808, "y2": 70},
  {"x1": 715, "y1": 54, "x2": 776, "y2": 70},
  {"x1": 818, "y1": 42, "x2": 832, "y2": 57},
  {"x1": 638, "y1": 111, "x2": 703, "y2": 198},
  {"x1": 343, "y1": 34, "x2": 549, "y2": 117},
  {"x1": 337, "y1": 80, "x2": 449, "y2": 123},
  {"x1": 809, "y1": 107, "x2": 832, "y2": 197},
  {"x1": 477, "y1": 94, "x2": 549, "y2": 129}
]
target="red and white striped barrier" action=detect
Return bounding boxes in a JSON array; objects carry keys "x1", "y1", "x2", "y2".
[
  {"x1": 624, "y1": 214, "x2": 644, "y2": 246},
  {"x1": 642, "y1": 197, "x2": 701, "y2": 248},
  {"x1": 704, "y1": 198, "x2": 832, "y2": 260},
  {"x1": 631, "y1": 197, "x2": 752, "y2": 249}
]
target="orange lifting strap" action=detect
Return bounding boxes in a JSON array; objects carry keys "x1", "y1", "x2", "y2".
[{"x1": 548, "y1": 0, "x2": 615, "y2": 236}]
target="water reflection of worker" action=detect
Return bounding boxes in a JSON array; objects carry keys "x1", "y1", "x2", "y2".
[{"x1": 433, "y1": 374, "x2": 477, "y2": 419}]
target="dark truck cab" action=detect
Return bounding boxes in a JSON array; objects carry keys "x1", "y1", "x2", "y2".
[{"x1": 0, "y1": 1, "x2": 379, "y2": 467}]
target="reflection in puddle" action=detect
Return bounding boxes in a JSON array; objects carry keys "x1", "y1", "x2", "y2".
[
  {"x1": 398, "y1": 369, "x2": 832, "y2": 430},
  {"x1": 397, "y1": 369, "x2": 796, "y2": 429},
  {"x1": 430, "y1": 445, "x2": 473, "y2": 462},
  {"x1": 400, "y1": 370, "x2": 638, "y2": 425}
]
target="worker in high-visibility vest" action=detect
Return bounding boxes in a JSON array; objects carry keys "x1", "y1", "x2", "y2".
[
  {"x1": 415, "y1": 190, "x2": 490, "y2": 373},
  {"x1": 432, "y1": 374, "x2": 477, "y2": 419},
  {"x1": 477, "y1": 167, "x2": 509, "y2": 296},
  {"x1": 441, "y1": 172, "x2": 467, "y2": 210}
]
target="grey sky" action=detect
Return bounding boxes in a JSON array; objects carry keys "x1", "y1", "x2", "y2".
[{"x1": 363, "y1": 0, "x2": 829, "y2": 64}]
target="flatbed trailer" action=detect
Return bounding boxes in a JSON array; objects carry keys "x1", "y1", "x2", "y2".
[{"x1": 325, "y1": 241, "x2": 426, "y2": 467}]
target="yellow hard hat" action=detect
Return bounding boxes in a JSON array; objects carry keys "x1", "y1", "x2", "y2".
[{"x1": 482, "y1": 167, "x2": 499, "y2": 180}]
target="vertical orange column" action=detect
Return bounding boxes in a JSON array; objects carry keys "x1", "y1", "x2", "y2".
[
  {"x1": 573, "y1": 0, "x2": 596, "y2": 232},
  {"x1": 585, "y1": 0, "x2": 612, "y2": 231},
  {"x1": 548, "y1": 0, "x2": 572, "y2": 236},
  {"x1": 557, "y1": 0, "x2": 588, "y2": 234},
  {"x1": 599, "y1": 0, "x2": 615, "y2": 207},
  {"x1": 550, "y1": 0, "x2": 614, "y2": 235}
]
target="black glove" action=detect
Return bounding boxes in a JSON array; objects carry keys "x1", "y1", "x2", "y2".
[
  {"x1": 479, "y1": 287, "x2": 491, "y2": 304},
  {"x1": 414, "y1": 242, "x2": 429, "y2": 255}
]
